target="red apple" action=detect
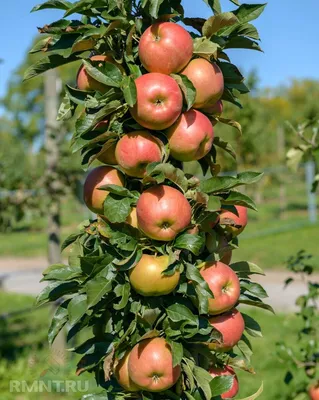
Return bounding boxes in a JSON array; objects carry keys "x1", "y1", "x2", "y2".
[
  {"x1": 136, "y1": 185, "x2": 192, "y2": 241},
  {"x1": 181, "y1": 59, "x2": 224, "y2": 108},
  {"x1": 129, "y1": 254, "x2": 180, "y2": 296},
  {"x1": 209, "y1": 365, "x2": 239, "y2": 399},
  {"x1": 166, "y1": 109, "x2": 214, "y2": 161},
  {"x1": 202, "y1": 100, "x2": 223, "y2": 117},
  {"x1": 309, "y1": 383, "x2": 319, "y2": 400},
  {"x1": 130, "y1": 73, "x2": 183, "y2": 130},
  {"x1": 115, "y1": 131, "x2": 162, "y2": 178},
  {"x1": 139, "y1": 22, "x2": 193, "y2": 74},
  {"x1": 220, "y1": 206, "x2": 248, "y2": 237},
  {"x1": 208, "y1": 309, "x2": 245, "y2": 352},
  {"x1": 200, "y1": 261, "x2": 240, "y2": 315},
  {"x1": 83, "y1": 166, "x2": 124, "y2": 214},
  {"x1": 114, "y1": 351, "x2": 140, "y2": 392},
  {"x1": 128, "y1": 337, "x2": 181, "y2": 392},
  {"x1": 77, "y1": 55, "x2": 123, "y2": 93}
]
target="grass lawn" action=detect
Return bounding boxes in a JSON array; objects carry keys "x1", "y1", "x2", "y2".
[{"x1": 0, "y1": 291, "x2": 306, "y2": 400}]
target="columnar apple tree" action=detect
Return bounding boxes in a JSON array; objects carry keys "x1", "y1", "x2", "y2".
[{"x1": 26, "y1": 1, "x2": 271, "y2": 399}]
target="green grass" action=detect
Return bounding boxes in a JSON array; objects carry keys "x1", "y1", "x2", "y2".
[{"x1": 0, "y1": 292, "x2": 306, "y2": 400}]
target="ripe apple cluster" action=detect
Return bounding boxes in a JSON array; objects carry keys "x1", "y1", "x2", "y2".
[{"x1": 80, "y1": 22, "x2": 249, "y2": 399}]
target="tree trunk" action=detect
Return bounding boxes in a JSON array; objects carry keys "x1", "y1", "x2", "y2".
[{"x1": 44, "y1": 70, "x2": 66, "y2": 366}]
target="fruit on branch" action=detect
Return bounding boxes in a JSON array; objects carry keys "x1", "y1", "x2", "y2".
[
  {"x1": 220, "y1": 205, "x2": 248, "y2": 237},
  {"x1": 202, "y1": 100, "x2": 223, "y2": 117},
  {"x1": 114, "y1": 351, "x2": 140, "y2": 392},
  {"x1": 98, "y1": 142, "x2": 118, "y2": 165},
  {"x1": 209, "y1": 365, "x2": 239, "y2": 399},
  {"x1": 166, "y1": 109, "x2": 214, "y2": 161},
  {"x1": 128, "y1": 337, "x2": 181, "y2": 392},
  {"x1": 139, "y1": 22, "x2": 193, "y2": 75},
  {"x1": 130, "y1": 73, "x2": 183, "y2": 130},
  {"x1": 136, "y1": 185, "x2": 192, "y2": 241},
  {"x1": 208, "y1": 309, "x2": 245, "y2": 352},
  {"x1": 181, "y1": 59, "x2": 224, "y2": 108},
  {"x1": 83, "y1": 166, "x2": 124, "y2": 214},
  {"x1": 77, "y1": 55, "x2": 123, "y2": 93},
  {"x1": 115, "y1": 131, "x2": 162, "y2": 178},
  {"x1": 126, "y1": 207, "x2": 138, "y2": 229},
  {"x1": 200, "y1": 261, "x2": 240, "y2": 315},
  {"x1": 309, "y1": 383, "x2": 319, "y2": 400},
  {"x1": 129, "y1": 254, "x2": 180, "y2": 296}
]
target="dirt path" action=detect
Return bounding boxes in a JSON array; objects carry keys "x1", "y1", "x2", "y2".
[{"x1": 0, "y1": 258, "x2": 318, "y2": 311}]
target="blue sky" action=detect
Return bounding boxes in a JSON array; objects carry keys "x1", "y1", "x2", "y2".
[{"x1": 1, "y1": 0, "x2": 319, "y2": 100}]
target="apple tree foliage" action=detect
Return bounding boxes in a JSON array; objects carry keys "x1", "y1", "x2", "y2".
[{"x1": 26, "y1": 0, "x2": 270, "y2": 399}]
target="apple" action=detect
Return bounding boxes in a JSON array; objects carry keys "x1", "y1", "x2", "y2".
[
  {"x1": 200, "y1": 261, "x2": 240, "y2": 315},
  {"x1": 202, "y1": 100, "x2": 223, "y2": 117},
  {"x1": 77, "y1": 55, "x2": 123, "y2": 93},
  {"x1": 208, "y1": 309, "x2": 245, "y2": 352},
  {"x1": 83, "y1": 166, "x2": 124, "y2": 214},
  {"x1": 309, "y1": 383, "x2": 319, "y2": 400},
  {"x1": 126, "y1": 207, "x2": 138, "y2": 229},
  {"x1": 209, "y1": 365, "x2": 239, "y2": 399},
  {"x1": 114, "y1": 351, "x2": 140, "y2": 392},
  {"x1": 136, "y1": 185, "x2": 192, "y2": 241},
  {"x1": 181, "y1": 59, "x2": 224, "y2": 108},
  {"x1": 128, "y1": 337, "x2": 181, "y2": 392},
  {"x1": 115, "y1": 131, "x2": 162, "y2": 178},
  {"x1": 139, "y1": 22, "x2": 193, "y2": 74},
  {"x1": 130, "y1": 73, "x2": 183, "y2": 130},
  {"x1": 166, "y1": 109, "x2": 214, "y2": 161},
  {"x1": 220, "y1": 206, "x2": 248, "y2": 237},
  {"x1": 129, "y1": 254, "x2": 180, "y2": 296}
]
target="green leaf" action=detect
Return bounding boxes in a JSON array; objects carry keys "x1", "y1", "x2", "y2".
[
  {"x1": 57, "y1": 93, "x2": 74, "y2": 121},
  {"x1": 174, "y1": 233, "x2": 205, "y2": 256},
  {"x1": 193, "y1": 37, "x2": 218, "y2": 60},
  {"x1": 210, "y1": 375, "x2": 234, "y2": 397},
  {"x1": 230, "y1": 23, "x2": 260, "y2": 40},
  {"x1": 239, "y1": 293, "x2": 275, "y2": 314},
  {"x1": 103, "y1": 194, "x2": 132, "y2": 223},
  {"x1": 61, "y1": 232, "x2": 83, "y2": 251},
  {"x1": 225, "y1": 36, "x2": 262, "y2": 52},
  {"x1": 171, "y1": 74, "x2": 196, "y2": 111},
  {"x1": 36, "y1": 281, "x2": 78, "y2": 306},
  {"x1": 148, "y1": 0, "x2": 165, "y2": 18},
  {"x1": 48, "y1": 302, "x2": 69, "y2": 345},
  {"x1": 237, "y1": 382, "x2": 263, "y2": 400},
  {"x1": 230, "y1": 261, "x2": 265, "y2": 276},
  {"x1": 203, "y1": 0, "x2": 221, "y2": 15},
  {"x1": 222, "y1": 191, "x2": 257, "y2": 211},
  {"x1": 237, "y1": 335, "x2": 253, "y2": 361},
  {"x1": 31, "y1": 0, "x2": 72, "y2": 12},
  {"x1": 218, "y1": 117, "x2": 243, "y2": 134},
  {"x1": 113, "y1": 283, "x2": 130, "y2": 310},
  {"x1": 144, "y1": 163, "x2": 189, "y2": 193},
  {"x1": 202, "y1": 12, "x2": 238, "y2": 38},
  {"x1": 218, "y1": 62, "x2": 244, "y2": 84},
  {"x1": 86, "y1": 277, "x2": 113, "y2": 308},
  {"x1": 199, "y1": 172, "x2": 263, "y2": 194},
  {"x1": 193, "y1": 366, "x2": 213, "y2": 400},
  {"x1": 82, "y1": 60, "x2": 123, "y2": 88},
  {"x1": 213, "y1": 137, "x2": 236, "y2": 159},
  {"x1": 241, "y1": 281, "x2": 268, "y2": 298},
  {"x1": 220, "y1": 4, "x2": 266, "y2": 36},
  {"x1": 24, "y1": 54, "x2": 79, "y2": 81},
  {"x1": 68, "y1": 294, "x2": 87, "y2": 325},
  {"x1": 42, "y1": 263, "x2": 82, "y2": 281},
  {"x1": 242, "y1": 313, "x2": 263, "y2": 337},
  {"x1": 185, "y1": 264, "x2": 213, "y2": 314},
  {"x1": 121, "y1": 76, "x2": 137, "y2": 107},
  {"x1": 207, "y1": 195, "x2": 221, "y2": 212},
  {"x1": 167, "y1": 304, "x2": 198, "y2": 324},
  {"x1": 168, "y1": 340, "x2": 183, "y2": 367}
]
